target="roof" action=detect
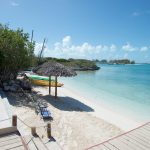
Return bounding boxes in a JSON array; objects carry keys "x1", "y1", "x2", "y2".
[{"x1": 33, "y1": 61, "x2": 77, "y2": 77}]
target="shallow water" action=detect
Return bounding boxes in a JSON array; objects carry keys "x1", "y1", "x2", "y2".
[{"x1": 60, "y1": 64, "x2": 150, "y2": 123}]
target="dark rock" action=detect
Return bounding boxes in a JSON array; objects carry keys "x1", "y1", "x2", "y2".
[
  {"x1": 3, "y1": 82, "x2": 8, "y2": 86},
  {"x1": 9, "y1": 80, "x2": 15, "y2": 85},
  {"x1": 20, "y1": 80, "x2": 32, "y2": 91},
  {"x1": 4, "y1": 85, "x2": 10, "y2": 91},
  {"x1": 10, "y1": 86, "x2": 17, "y2": 92}
]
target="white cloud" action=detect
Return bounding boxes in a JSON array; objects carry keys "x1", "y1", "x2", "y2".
[
  {"x1": 34, "y1": 36, "x2": 150, "y2": 60},
  {"x1": 34, "y1": 42, "x2": 49, "y2": 56},
  {"x1": 47, "y1": 36, "x2": 119, "y2": 59},
  {"x1": 122, "y1": 43, "x2": 137, "y2": 52},
  {"x1": 10, "y1": 1, "x2": 19, "y2": 7},
  {"x1": 110, "y1": 44, "x2": 117, "y2": 52},
  {"x1": 62, "y1": 35, "x2": 71, "y2": 47},
  {"x1": 140, "y1": 46, "x2": 148, "y2": 52}
]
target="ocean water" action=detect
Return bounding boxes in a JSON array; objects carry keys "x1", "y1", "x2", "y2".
[{"x1": 60, "y1": 64, "x2": 150, "y2": 123}]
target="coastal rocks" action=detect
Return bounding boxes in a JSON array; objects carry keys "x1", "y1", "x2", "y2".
[
  {"x1": 73, "y1": 66, "x2": 100, "y2": 71},
  {"x1": 2, "y1": 79, "x2": 32, "y2": 92},
  {"x1": 3, "y1": 85, "x2": 10, "y2": 91},
  {"x1": 20, "y1": 80, "x2": 31, "y2": 91}
]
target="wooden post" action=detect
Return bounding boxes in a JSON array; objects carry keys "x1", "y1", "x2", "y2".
[
  {"x1": 49, "y1": 75, "x2": 51, "y2": 95},
  {"x1": 31, "y1": 127, "x2": 36, "y2": 136},
  {"x1": 47, "y1": 123, "x2": 51, "y2": 138},
  {"x1": 55, "y1": 76, "x2": 57, "y2": 98},
  {"x1": 12, "y1": 115, "x2": 17, "y2": 126}
]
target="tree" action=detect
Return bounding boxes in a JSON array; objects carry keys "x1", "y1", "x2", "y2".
[{"x1": 0, "y1": 24, "x2": 35, "y2": 84}]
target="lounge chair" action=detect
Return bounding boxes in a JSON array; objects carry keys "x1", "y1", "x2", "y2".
[{"x1": 39, "y1": 106, "x2": 51, "y2": 119}]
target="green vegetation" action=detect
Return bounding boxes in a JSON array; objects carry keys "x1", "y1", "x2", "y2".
[
  {"x1": 109, "y1": 59, "x2": 135, "y2": 64},
  {"x1": 0, "y1": 24, "x2": 35, "y2": 84},
  {"x1": 43, "y1": 57, "x2": 100, "y2": 71},
  {"x1": 97, "y1": 59, "x2": 135, "y2": 64}
]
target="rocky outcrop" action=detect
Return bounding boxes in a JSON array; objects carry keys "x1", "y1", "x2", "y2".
[
  {"x1": 73, "y1": 66, "x2": 100, "y2": 71},
  {"x1": 2, "y1": 79, "x2": 32, "y2": 92}
]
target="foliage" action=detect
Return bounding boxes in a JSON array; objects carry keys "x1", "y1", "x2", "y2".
[
  {"x1": 109, "y1": 59, "x2": 135, "y2": 64},
  {"x1": 44, "y1": 57, "x2": 100, "y2": 70},
  {"x1": 0, "y1": 24, "x2": 35, "y2": 83}
]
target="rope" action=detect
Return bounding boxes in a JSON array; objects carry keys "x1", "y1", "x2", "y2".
[
  {"x1": 17, "y1": 117, "x2": 31, "y2": 128},
  {"x1": 17, "y1": 117, "x2": 47, "y2": 129}
]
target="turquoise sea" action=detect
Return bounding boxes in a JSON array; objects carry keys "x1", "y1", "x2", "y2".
[{"x1": 61, "y1": 64, "x2": 150, "y2": 123}]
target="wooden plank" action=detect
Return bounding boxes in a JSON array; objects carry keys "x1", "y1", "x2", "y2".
[
  {"x1": 0, "y1": 127, "x2": 17, "y2": 135},
  {"x1": 132, "y1": 128, "x2": 150, "y2": 137},
  {"x1": 131, "y1": 130, "x2": 150, "y2": 142},
  {"x1": 128, "y1": 131, "x2": 150, "y2": 145},
  {"x1": 109, "y1": 137, "x2": 134, "y2": 150},
  {"x1": 140, "y1": 127, "x2": 150, "y2": 133},
  {"x1": 92, "y1": 144, "x2": 110, "y2": 150},
  {"x1": 33, "y1": 137, "x2": 48, "y2": 150},
  {"x1": 86, "y1": 123, "x2": 150, "y2": 150},
  {"x1": 117, "y1": 136, "x2": 143, "y2": 150},
  {"x1": 104, "y1": 142, "x2": 119, "y2": 150},
  {"x1": 122, "y1": 135, "x2": 149, "y2": 150},
  {"x1": 136, "y1": 128, "x2": 150, "y2": 138},
  {"x1": 10, "y1": 145, "x2": 25, "y2": 150},
  {"x1": 0, "y1": 134, "x2": 19, "y2": 142},
  {"x1": 0, "y1": 141, "x2": 23, "y2": 150},
  {"x1": 125, "y1": 134, "x2": 150, "y2": 149},
  {"x1": 0, "y1": 137, "x2": 21, "y2": 147},
  {"x1": 26, "y1": 140, "x2": 38, "y2": 150},
  {"x1": 23, "y1": 136, "x2": 37, "y2": 150},
  {"x1": 144, "y1": 123, "x2": 150, "y2": 127},
  {"x1": 132, "y1": 128, "x2": 150, "y2": 138},
  {"x1": 142, "y1": 126, "x2": 150, "y2": 132}
]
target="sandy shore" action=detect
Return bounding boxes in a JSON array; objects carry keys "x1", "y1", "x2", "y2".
[
  {"x1": 8, "y1": 85, "x2": 138, "y2": 150},
  {"x1": 59, "y1": 85, "x2": 140, "y2": 131}
]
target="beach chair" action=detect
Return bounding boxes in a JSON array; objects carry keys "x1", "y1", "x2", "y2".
[{"x1": 39, "y1": 105, "x2": 51, "y2": 119}]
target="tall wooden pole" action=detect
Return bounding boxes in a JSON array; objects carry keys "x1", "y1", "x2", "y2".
[
  {"x1": 49, "y1": 76, "x2": 51, "y2": 95},
  {"x1": 55, "y1": 76, "x2": 57, "y2": 98},
  {"x1": 31, "y1": 127, "x2": 36, "y2": 136},
  {"x1": 12, "y1": 115, "x2": 17, "y2": 126},
  {"x1": 47, "y1": 123, "x2": 51, "y2": 138}
]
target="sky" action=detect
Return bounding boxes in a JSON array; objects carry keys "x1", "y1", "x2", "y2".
[{"x1": 0, "y1": 0, "x2": 150, "y2": 63}]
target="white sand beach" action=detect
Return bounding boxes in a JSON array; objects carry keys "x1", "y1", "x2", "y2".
[{"x1": 8, "y1": 85, "x2": 139, "y2": 150}]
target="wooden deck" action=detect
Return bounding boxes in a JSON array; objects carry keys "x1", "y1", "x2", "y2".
[
  {"x1": 86, "y1": 122, "x2": 150, "y2": 150},
  {"x1": 0, "y1": 132, "x2": 27, "y2": 150}
]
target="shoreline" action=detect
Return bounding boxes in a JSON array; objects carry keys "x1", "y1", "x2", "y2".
[
  {"x1": 34, "y1": 84, "x2": 140, "y2": 131},
  {"x1": 9, "y1": 84, "x2": 142, "y2": 149},
  {"x1": 31, "y1": 85, "x2": 123, "y2": 149},
  {"x1": 58, "y1": 85, "x2": 140, "y2": 131}
]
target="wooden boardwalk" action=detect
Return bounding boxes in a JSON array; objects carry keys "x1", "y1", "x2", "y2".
[
  {"x1": 86, "y1": 122, "x2": 150, "y2": 150},
  {"x1": 0, "y1": 131, "x2": 27, "y2": 150}
]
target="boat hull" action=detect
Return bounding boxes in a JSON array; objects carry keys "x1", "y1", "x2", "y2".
[{"x1": 31, "y1": 79, "x2": 63, "y2": 87}]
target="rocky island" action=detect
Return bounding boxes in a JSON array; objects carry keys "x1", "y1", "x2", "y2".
[
  {"x1": 43, "y1": 57, "x2": 100, "y2": 71},
  {"x1": 96, "y1": 59, "x2": 135, "y2": 65}
]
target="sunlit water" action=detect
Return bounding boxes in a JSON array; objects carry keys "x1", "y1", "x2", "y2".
[{"x1": 60, "y1": 64, "x2": 150, "y2": 122}]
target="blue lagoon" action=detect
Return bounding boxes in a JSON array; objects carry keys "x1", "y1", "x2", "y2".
[{"x1": 61, "y1": 64, "x2": 150, "y2": 123}]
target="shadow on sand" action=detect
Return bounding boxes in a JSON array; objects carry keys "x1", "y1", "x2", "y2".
[
  {"x1": 42, "y1": 95, "x2": 94, "y2": 112},
  {"x1": 2, "y1": 90, "x2": 94, "y2": 112}
]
